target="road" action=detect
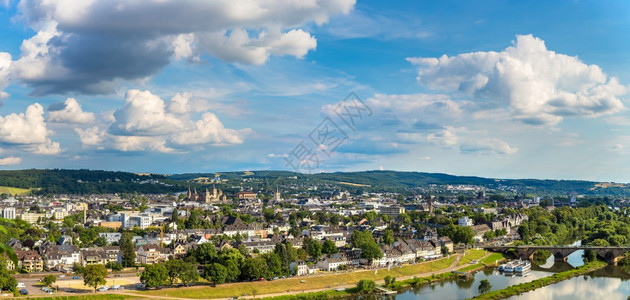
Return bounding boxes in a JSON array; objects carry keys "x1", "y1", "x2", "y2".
[{"x1": 11, "y1": 251, "x2": 491, "y2": 299}]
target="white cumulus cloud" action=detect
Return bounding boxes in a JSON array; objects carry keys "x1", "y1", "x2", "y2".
[
  {"x1": 75, "y1": 126, "x2": 105, "y2": 146},
  {"x1": 76, "y1": 89, "x2": 250, "y2": 152},
  {"x1": 0, "y1": 103, "x2": 61, "y2": 154},
  {"x1": 0, "y1": 52, "x2": 11, "y2": 102},
  {"x1": 407, "y1": 34, "x2": 628, "y2": 125},
  {"x1": 47, "y1": 98, "x2": 95, "y2": 124},
  {"x1": 460, "y1": 138, "x2": 518, "y2": 155},
  {"x1": 0, "y1": 156, "x2": 21, "y2": 165},
  {"x1": 9, "y1": 0, "x2": 355, "y2": 95},
  {"x1": 110, "y1": 90, "x2": 185, "y2": 136}
]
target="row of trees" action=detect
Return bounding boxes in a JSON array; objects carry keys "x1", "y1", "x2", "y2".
[
  {"x1": 138, "y1": 229, "x2": 385, "y2": 288},
  {"x1": 140, "y1": 260, "x2": 199, "y2": 288}
]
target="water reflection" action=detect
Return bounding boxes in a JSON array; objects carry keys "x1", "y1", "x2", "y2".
[
  {"x1": 507, "y1": 269, "x2": 630, "y2": 300},
  {"x1": 392, "y1": 269, "x2": 554, "y2": 300},
  {"x1": 361, "y1": 240, "x2": 630, "y2": 300}
]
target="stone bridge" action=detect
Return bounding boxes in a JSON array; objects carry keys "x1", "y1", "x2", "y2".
[{"x1": 483, "y1": 245, "x2": 630, "y2": 264}]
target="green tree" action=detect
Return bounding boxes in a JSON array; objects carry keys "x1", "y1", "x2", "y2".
[
  {"x1": 165, "y1": 259, "x2": 186, "y2": 286},
  {"x1": 203, "y1": 263, "x2": 228, "y2": 285},
  {"x1": 0, "y1": 260, "x2": 17, "y2": 293},
  {"x1": 83, "y1": 264, "x2": 108, "y2": 293},
  {"x1": 322, "y1": 239, "x2": 338, "y2": 255},
  {"x1": 356, "y1": 279, "x2": 376, "y2": 293},
  {"x1": 384, "y1": 275, "x2": 393, "y2": 287},
  {"x1": 441, "y1": 246, "x2": 449, "y2": 256},
  {"x1": 178, "y1": 262, "x2": 199, "y2": 286},
  {"x1": 42, "y1": 275, "x2": 57, "y2": 287},
  {"x1": 192, "y1": 243, "x2": 217, "y2": 265},
  {"x1": 0, "y1": 225, "x2": 17, "y2": 267},
  {"x1": 186, "y1": 209, "x2": 202, "y2": 229},
  {"x1": 383, "y1": 230, "x2": 394, "y2": 245},
  {"x1": 73, "y1": 262, "x2": 85, "y2": 274},
  {"x1": 351, "y1": 230, "x2": 374, "y2": 248},
  {"x1": 120, "y1": 233, "x2": 136, "y2": 267},
  {"x1": 105, "y1": 261, "x2": 123, "y2": 271},
  {"x1": 140, "y1": 264, "x2": 168, "y2": 289},
  {"x1": 360, "y1": 241, "x2": 383, "y2": 265},
  {"x1": 583, "y1": 250, "x2": 597, "y2": 262},
  {"x1": 219, "y1": 248, "x2": 243, "y2": 282},
  {"x1": 478, "y1": 279, "x2": 491, "y2": 294},
  {"x1": 303, "y1": 237, "x2": 322, "y2": 260},
  {"x1": 241, "y1": 257, "x2": 268, "y2": 281},
  {"x1": 172, "y1": 207, "x2": 179, "y2": 223},
  {"x1": 483, "y1": 230, "x2": 495, "y2": 241},
  {"x1": 351, "y1": 230, "x2": 382, "y2": 264}
]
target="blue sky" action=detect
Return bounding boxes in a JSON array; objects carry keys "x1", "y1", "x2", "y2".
[{"x1": 0, "y1": 0, "x2": 629, "y2": 182}]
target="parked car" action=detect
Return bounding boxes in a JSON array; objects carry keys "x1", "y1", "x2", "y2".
[
  {"x1": 59, "y1": 275, "x2": 65, "y2": 278},
  {"x1": 111, "y1": 285, "x2": 121, "y2": 290},
  {"x1": 19, "y1": 289, "x2": 28, "y2": 295},
  {"x1": 67, "y1": 289, "x2": 75, "y2": 293},
  {"x1": 98, "y1": 286, "x2": 110, "y2": 292},
  {"x1": 73, "y1": 276, "x2": 80, "y2": 279},
  {"x1": 17, "y1": 282, "x2": 25, "y2": 288}
]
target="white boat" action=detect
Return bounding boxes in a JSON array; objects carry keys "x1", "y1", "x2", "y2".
[
  {"x1": 515, "y1": 260, "x2": 531, "y2": 273},
  {"x1": 498, "y1": 264, "x2": 507, "y2": 272}
]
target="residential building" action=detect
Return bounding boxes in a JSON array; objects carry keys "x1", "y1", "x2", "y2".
[
  {"x1": 1, "y1": 207, "x2": 15, "y2": 220},
  {"x1": 458, "y1": 216, "x2": 473, "y2": 227}
]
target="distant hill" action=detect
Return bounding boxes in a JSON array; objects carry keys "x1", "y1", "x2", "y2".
[
  {"x1": 0, "y1": 169, "x2": 626, "y2": 196},
  {"x1": 0, "y1": 169, "x2": 183, "y2": 195},
  {"x1": 168, "y1": 170, "x2": 629, "y2": 196}
]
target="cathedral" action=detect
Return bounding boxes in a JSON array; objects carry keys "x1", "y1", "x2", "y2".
[{"x1": 186, "y1": 185, "x2": 228, "y2": 203}]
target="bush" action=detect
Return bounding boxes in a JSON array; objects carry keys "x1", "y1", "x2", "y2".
[{"x1": 356, "y1": 279, "x2": 376, "y2": 293}]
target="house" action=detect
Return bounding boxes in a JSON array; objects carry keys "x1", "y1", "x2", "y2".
[
  {"x1": 290, "y1": 261, "x2": 308, "y2": 276},
  {"x1": 317, "y1": 254, "x2": 350, "y2": 271},
  {"x1": 439, "y1": 237, "x2": 454, "y2": 253},
  {"x1": 44, "y1": 245, "x2": 82, "y2": 271},
  {"x1": 171, "y1": 244, "x2": 188, "y2": 258},
  {"x1": 240, "y1": 239, "x2": 276, "y2": 254},
  {"x1": 308, "y1": 265, "x2": 319, "y2": 275},
  {"x1": 372, "y1": 243, "x2": 416, "y2": 267},
  {"x1": 471, "y1": 224, "x2": 492, "y2": 243},
  {"x1": 81, "y1": 249, "x2": 109, "y2": 266},
  {"x1": 421, "y1": 228, "x2": 438, "y2": 242},
  {"x1": 458, "y1": 216, "x2": 473, "y2": 227},
  {"x1": 236, "y1": 191, "x2": 257, "y2": 200},
  {"x1": 8, "y1": 251, "x2": 43, "y2": 272},
  {"x1": 98, "y1": 233, "x2": 122, "y2": 244},
  {"x1": 136, "y1": 244, "x2": 170, "y2": 265}
]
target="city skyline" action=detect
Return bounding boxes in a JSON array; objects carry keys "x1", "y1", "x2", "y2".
[{"x1": 0, "y1": 1, "x2": 629, "y2": 182}]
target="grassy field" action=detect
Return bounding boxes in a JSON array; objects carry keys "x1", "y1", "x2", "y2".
[
  {"x1": 457, "y1": 253, "x2": 505, "y2": 273},
  {"x1": 54, "y1": 278, "x2": 141, "y2": 292},
  {"x1": 25, "y1": 295, "x2": 131, "y2": 300},
  {"x1": 0, "y1": 185, "x2": 31, "y2": 195},
  {"x1": 457, "y1": 249, "x2": 488, "y2": 266},
  {"x1": 469, "y1": 260, "x2": 608, "y2": 300},
  {"x1": 132, "y1": 256, "x2": 456, "y2": 299}
]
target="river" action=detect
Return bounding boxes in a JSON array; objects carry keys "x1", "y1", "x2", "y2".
[{"x1": 385, "y1": 247, "x2": 630, "y2": 300}]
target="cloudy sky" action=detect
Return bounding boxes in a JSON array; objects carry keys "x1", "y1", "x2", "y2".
[{"x1": 0, "y1": 0, "x2": 629, "y2": 182}]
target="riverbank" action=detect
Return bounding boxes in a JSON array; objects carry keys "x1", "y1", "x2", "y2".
[
  {"x1": 468, "y1": 260, "x2": 608, "y2": 300},
  {"x1": 130, "y1": 252, "x2": 469, "y2": 299},
  {"x1": 259, "y1": 251, "x2": 503, "y2": 300}
]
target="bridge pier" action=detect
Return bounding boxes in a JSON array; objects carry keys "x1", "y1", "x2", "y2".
[{"x1": 553, "y1": 253, "x2": 568, "y2": 262}]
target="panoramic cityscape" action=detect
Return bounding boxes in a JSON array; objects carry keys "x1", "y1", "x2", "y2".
[{"x1": 0, "y1": 0, "x2": 630, "y2": 300}]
